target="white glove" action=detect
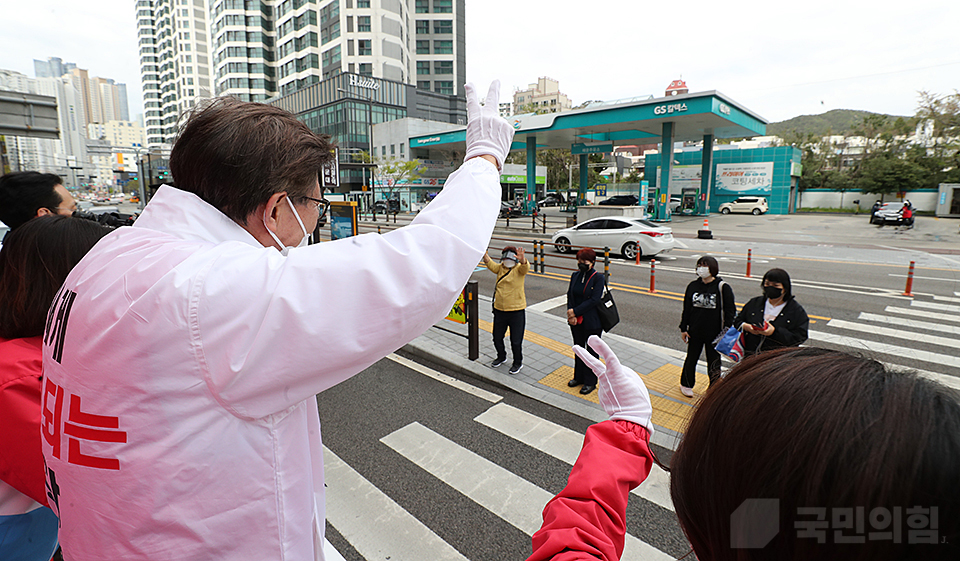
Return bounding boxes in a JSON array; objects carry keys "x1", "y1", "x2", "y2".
[
  {"x1": 573, "y1": 335, "x2": 654, "y2": 435},
  {"x1": 463, "y1": 80, "x2": 515, "y2": 171}
]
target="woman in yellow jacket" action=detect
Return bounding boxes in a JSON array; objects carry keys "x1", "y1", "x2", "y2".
[{"x1": 483, "y1": 246, "x2": 528, "y2": 374}]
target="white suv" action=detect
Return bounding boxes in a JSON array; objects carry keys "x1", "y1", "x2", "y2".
[{"x1": 719, "y1": 196, "x2": 768, "y2": 215}]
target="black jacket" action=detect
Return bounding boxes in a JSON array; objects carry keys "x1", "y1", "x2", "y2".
[
  {"x1": 679, "y1": 277, "x2": 736, "y2": 340},
  {"x1": 567, "y1": 269, "x2": 605, "y2": 331},
  {"x1": 734, "y1": 296, "x2": 809, "y2": 354}
]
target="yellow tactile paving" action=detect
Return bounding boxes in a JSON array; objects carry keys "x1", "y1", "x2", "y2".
[
  {"x1": 478, "y1": 319, "x2": 575, "y2": 358},
  {"x1": 539, "y1": 366, "x2": 600, "y2": 404}
]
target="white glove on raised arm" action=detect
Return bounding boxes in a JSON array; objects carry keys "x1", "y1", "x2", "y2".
[
  {"x1": 463, "y1": 80, "x2": 515, "y2": 171},
  {"x1": 573, "y1": 335, "x2": 654, "y2": 435}
]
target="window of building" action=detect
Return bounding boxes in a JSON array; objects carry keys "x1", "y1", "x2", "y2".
[
  {"x1": 434, "y1": 0, "x2": 452, "y2": 13},
  {"x1": 434, "y1": 60, "x2": 452, "y2": 74},
  {"x1": 358, "y1": 39, "x2": 371, "y2": 55},
  {"x1": 415, "y1": 0, "x2": 428, "y2": 12},
  {"x1": 433, "y1": 20, "x2": 452, "y2": 34},
  {"x1": 416, "y1": 40, "x2": 429, "y2": 54},
  {"x1": 391, "y1": 144, "x2": 395, "y2": 155},
  {"x1": 433, "y1": 40, "x2": 452, "y2": 54},
  {"x1": 357, "y1": 15, "x2": 370, "y2": 32},
  {"x1": 416, "y1": 60, "x2": 430, "y2": 75},
  {"x1": 381, "y1": 145, "x2": 386, "y2": 156},
  {"x1": 435, "y1": 80, "x2": 453, "y2": 94},
  {"x1": 400, "y1": 142, "x2": 404, "y2": 155},
  {"x1": 417, "y1": 80, "x2": 430, "y2": 91},
  {"x1": 357, "y1": 0, "x2": 369, "y2": 7},
  {"x1": 415, "y1": 20, "x2": 429, "y2": 34},
  {"x1": 358, "y1": 62, "x2": 372, "y2": 76}
]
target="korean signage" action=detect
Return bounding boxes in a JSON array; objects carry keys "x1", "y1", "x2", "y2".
[
  {"x1": 571, "y1": 142, "x2": 613, "y2": 155},
  {"x1": 654, "y1": 103, "x2": 687, "y2": 115},
  {"x1": 715, "y1": 163, "x2": 774, "y2": 194},
  {"x1": 320, "y1": 147, "x2": 339, "y2": 188},
  {"x1": 500, "y1": 174, "x2": 546, "y2": 184}
]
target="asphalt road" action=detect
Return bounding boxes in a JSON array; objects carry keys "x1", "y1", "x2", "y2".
[{"x1": 317, "y1": 354, "x2": 687, "y2": 561}]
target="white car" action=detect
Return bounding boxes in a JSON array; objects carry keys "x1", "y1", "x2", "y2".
[
  {"x1": 551, "y1": 216, "x2": 677, "y2": 259},
  {"x1": 719, "y1": 196, "x2": 768, "y2": 215}
]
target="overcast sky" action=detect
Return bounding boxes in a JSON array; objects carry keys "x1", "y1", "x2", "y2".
[{"x1": 1, "y1": 0, "x2": 957, "y2": 126}]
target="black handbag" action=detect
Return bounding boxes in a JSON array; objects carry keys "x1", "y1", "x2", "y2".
[{"x1": 597, "y1": 282, "x2": 620, "y2": 332}]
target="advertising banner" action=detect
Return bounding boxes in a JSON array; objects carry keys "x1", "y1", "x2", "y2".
[
  {"x1": 656, "y1": 165, "x2": 702, "y2": 194},
  {"x1": 329, "y1": 201, "x2": 358, "y2": 240},
  {"x1": 715, "y1": 163, "x2": 773, "y2": 194},
  {"x1": 445, "y1": 289, "x2": 466, "y2": 324}
]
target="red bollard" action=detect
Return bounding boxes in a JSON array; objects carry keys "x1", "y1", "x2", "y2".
[
  {"x1": 902, "y1": 261, "x2": 915, "y2": 296},
  {"x1": 636, "y1": 240, "x2": 641, "y2": 266},
  {"x1": 746, "y1": 248, "x2": 752, "y2": 278},
  {"x1": 649, "y1": 259, "x2": 657, "y2": 293}
]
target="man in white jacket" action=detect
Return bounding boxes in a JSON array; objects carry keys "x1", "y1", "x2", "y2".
[{"x1": 40, "y1": 82, "x2": 513, "y2": 560}]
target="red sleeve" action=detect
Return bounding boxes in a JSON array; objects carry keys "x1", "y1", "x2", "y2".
[
  {"x1": 527, "y1": 420, "x2": 654, "y2": 561},
  {"x1": 0, "y1": 337, "x2": 48, "y2": 506}
]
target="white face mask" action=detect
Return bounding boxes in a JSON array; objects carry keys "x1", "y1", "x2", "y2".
[
  {"x1": 502, "y1": 259, "x2": 517, "y2": 269},
  {"x1": 696, "y1": 266, "x2": 711, "y2": 279},
  {"x1": 264, "y1": 196, "x2": 310, "y2": 254}
]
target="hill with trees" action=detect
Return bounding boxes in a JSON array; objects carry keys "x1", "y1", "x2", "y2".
[{"x1": 767, "y1": 109, "x2": 911, "y2": 137}]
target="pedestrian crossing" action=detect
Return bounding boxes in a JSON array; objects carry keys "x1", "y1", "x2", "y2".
[
  {"x1": 807, "y1": 298, "x2": 960, "y2": 390},
  {"x1": 324, "y1": 356, "x2": 682, "y2": 561}
]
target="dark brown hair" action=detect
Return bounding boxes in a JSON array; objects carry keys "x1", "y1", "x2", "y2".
[
  {"x1": 0, "y1": 171, "x2": 64, "y2": 230},
  {"x1": 576, "y1": 247, "x2": 596, "y2": 262},
  {"x1": 0, "y1": 215, "x2": 109, "y2": 338},
  {"x1": 169, "y1": 97, "x2": 334, "y2": 224},
  {"x1": 671, "y1": 347, "x2": 960, "y2": 560},
  {"x1": 697, "y1": 254, "x2": 719, "y2": 277}
]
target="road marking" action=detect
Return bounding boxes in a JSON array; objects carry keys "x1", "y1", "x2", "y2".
[
  {"x1": 857, "y1": 313, "x2": 960, "y2": 337},
  {"x1": 889, "y1": 274, "x2": 960, "y2": 283},
  {"x1": 884, "y1": 306, "x2": 960, "y2": 324},
  {"x1": 826, "y1": 319, "x2": 960, "y2": 350},
  {"x1": 910, "y1": 300, "x2": 960, "y2": 313},
  {"x1": 527, "y1": 294, "x2": 568, "y2": 313},
  {"x1": 807, "y1": 331, "x2": 960, "y2": 370},
  {"x1": 387, "y1": 353, "x2": 502, "y2": 403},
  {"x1": 381, "y1": 422, "x2": 674, "y2": 561},
  {"x1": 474, "y1": 402, "x2": 674, "y2": 512},
  {"x1": 324, "y1": 446, "x2": 469, "y2": 561},
  {"x1": 934, "y1": 295, "x2": 960, "y2": 303},
  {"x1": 673, "y1": 247, "x2": 960, "y2": 272}
]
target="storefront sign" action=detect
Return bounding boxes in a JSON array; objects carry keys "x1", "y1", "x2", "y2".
[
  {"x1": 715, "y1": 163, "x2": 773, "y2": 194},
  {"x1": 349, "y1": 74, "x2": 380, "y2": 91},
  {"x1": 654, "y1": 103, "x2": 687, "y2": 115},
  {"x1": 571, "y1": 142, "x2": 613, "y2": 155},
  {"x1": 500, "y1": 174, "x2": 546, "y2": 184}
]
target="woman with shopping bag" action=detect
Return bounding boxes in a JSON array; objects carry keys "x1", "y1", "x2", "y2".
[{"x1": 678, "y1": 255, "x2": 736, "y2": 397}]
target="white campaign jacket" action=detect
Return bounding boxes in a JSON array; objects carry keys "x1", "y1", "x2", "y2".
[{"x1": 40, "y1": 158, "x2": 500, "y2": 560}]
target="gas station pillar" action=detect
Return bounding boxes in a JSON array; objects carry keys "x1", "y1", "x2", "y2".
[
  {"x1": 700, "y1": 133, "x2": 714, "y2": 215},
  {"x1": 578, "y1": 154, "x2": 588, "y2": 205},
  {"x1": 526, "y1": 136, "x2": 536, "y2": 212},
  {"x1": 657, "y1": 122, "x2": 674, "y2": 221}
]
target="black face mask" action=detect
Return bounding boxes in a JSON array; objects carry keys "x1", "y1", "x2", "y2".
[
  {"x1": 578, "y1": 263, "x2": 591, "y2": 273},
  {"x1": 763, "y1": 285, "x2": 783, "y2": 299}
]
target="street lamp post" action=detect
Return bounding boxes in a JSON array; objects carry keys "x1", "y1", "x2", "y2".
[
  {"x1": 132, "y1": 143, "x2": 147, "y2": 210},
  {"x1": 337, "y1": 85, "x2": 376, "y2": 221}
]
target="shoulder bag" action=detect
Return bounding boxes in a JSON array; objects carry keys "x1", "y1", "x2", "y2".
[{"x1": 596, "y1": 274, "x2": 620, "y2": 332}]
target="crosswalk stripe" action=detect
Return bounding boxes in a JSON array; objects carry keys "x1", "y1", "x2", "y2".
[
  {"x1": 911, "y1": 300, "x2": 960, "y2": 313},
  {"x1": 807, "y1": 331, "x2": 960, "y2": 371},
  {"x1": 387, "y1": 353, "x2": 503, "y2": 403},
  {"x1": 934, "y1": 295, "x2": 960, "y2": 303},
  {"x1": 324, "y1": 446, "x2": 469, "y2": 561},
  {"x1": 381, "y1": 422, "x2": 675, "y2": 561},
  {"x1": 474, "y1": 402, "x2": 674, "y2": 512},
  {"x1": 858, "y1": 313, "x2": 960, "y2": 337},
  {"x1": 827, "y1": 319, "x2": 960, "y2": 349},
  {"x1": 883, "y1": 306, "x2": 960, "y2": 324},
  {"x1": 527, "y1": 294, "x2": 568, "y2": 313}
]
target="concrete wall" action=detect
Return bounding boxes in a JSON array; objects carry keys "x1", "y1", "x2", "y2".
[{"x1": 798, "y1": 189, "x2": 939, "y2": 212}]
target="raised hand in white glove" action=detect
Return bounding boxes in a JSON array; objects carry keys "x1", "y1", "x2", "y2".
[
  {"x1": 573, "y1": 335, "x2": 654, "y2": 436},
  {"x1": 463, "y1": 80, "x2": 515, "y2": 171}
]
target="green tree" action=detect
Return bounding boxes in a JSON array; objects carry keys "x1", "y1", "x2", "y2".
[
  {"x1": 374, "y1": 157, "x2": 422, "y2": 197},
  {"x1": 857, "y1": 153, "x2": 926, "y2": 198}
]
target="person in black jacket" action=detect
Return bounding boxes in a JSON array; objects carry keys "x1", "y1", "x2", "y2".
[
  {"x1": 734, "y1": 268, "x2": 809, "y2": 355},
  {"x1": 678, "y1": 255, "x2": 735, "y2": 397},
  {"x1": 566, "y1": 248, "x2": 605, "y2": 395}
]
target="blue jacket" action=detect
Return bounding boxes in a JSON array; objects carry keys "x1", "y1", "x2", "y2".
[{"x1": 567, "y1": 269, "x2": 605, "y2": 331}]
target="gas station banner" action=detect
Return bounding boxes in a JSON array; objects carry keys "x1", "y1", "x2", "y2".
[
  {"x1": 655, "y1": 165, "x2": 702, "y2": 194},
  {"x1": 715, "y1": 163, "x2": 773, "y2": 194}
]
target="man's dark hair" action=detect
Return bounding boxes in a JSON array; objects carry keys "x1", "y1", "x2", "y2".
[
  {"x1": 169, "y1": 97, "x2": 334, "y2": 225},
  {"x1": 671, "y1": 346, "x2": 960, "y2": 560},
  {"x1": 0, "y1": 171, "x2": 64, "y2": 230},
  {"x1": 0, "y1": 215, "x2": 109, "y2": 338}
]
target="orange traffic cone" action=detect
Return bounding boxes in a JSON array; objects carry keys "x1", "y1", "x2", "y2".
[{"x1": 698, "y1": 217, "x2": 713, "y2": 239}]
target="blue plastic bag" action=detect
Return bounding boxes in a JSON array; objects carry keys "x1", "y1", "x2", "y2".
[{"x1": 714, "y1": 326, "x2": 745, "y2": 363}]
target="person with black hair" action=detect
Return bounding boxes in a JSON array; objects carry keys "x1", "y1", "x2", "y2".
[
  {"x1": 678, "y1": 255, "x2": 735, "y2": 396},
  {"x1": 482, "y1": 245, "x2": 529, "y2": 374},
  {"x1": 734, "y1": 268, "x2": 808, "y2": 355},
  {"x1": 0, "y1": 172, "x2": 77, "y2": 238},
  {"x1": 566, "y1": 248, "x2": 605, "y2": 395}
]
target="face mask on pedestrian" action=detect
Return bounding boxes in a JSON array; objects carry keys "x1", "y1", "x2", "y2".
[
  {"x1": 502, "y1": 258, "x2": 517, "y2": 268},
  {"x1": 696, "y1": 266, "x2": 711, "y2": 279},
  {"x1": 578, "y1": 262, "x2": 591, "y2": 273},
  {"x1": 763, "y1": 285, "x2": 783, "y2": 299},
  {"x1": 264, "y1": 196, "x2": 310, "y2": 254}
]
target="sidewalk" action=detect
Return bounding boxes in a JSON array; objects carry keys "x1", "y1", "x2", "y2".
[{"x1": 403, "y1": 290, "x2": 710, "y2": 452}]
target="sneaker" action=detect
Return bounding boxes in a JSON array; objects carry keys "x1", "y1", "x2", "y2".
[
  {"x1": 490, "y1": 358, "x2": 507, "y2": 368},
  {"x1": 509, "y1": 363, "x2": 523, "y2": 375},
  {"x1": 680, "y1": 386, "x2": 694, "y2": 398}
]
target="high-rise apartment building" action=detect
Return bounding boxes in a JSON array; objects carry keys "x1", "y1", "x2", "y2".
[
  {"x1": 513, "y1": 77, "x2": 572, "y2": 115},
  {"x1": 33, "y1": 57, "x2": 77, "y2": 79},
  {"x1": 137, "y1": 0, "x2": 215, "y2": 148}
]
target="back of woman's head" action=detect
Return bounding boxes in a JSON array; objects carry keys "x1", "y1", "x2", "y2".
[
  {"x1": 0, "y1": 215, "x2": 109, "y2": 338},
  {"x1": 671, "y1": 347, "x2": 960, "y2": 560}
]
